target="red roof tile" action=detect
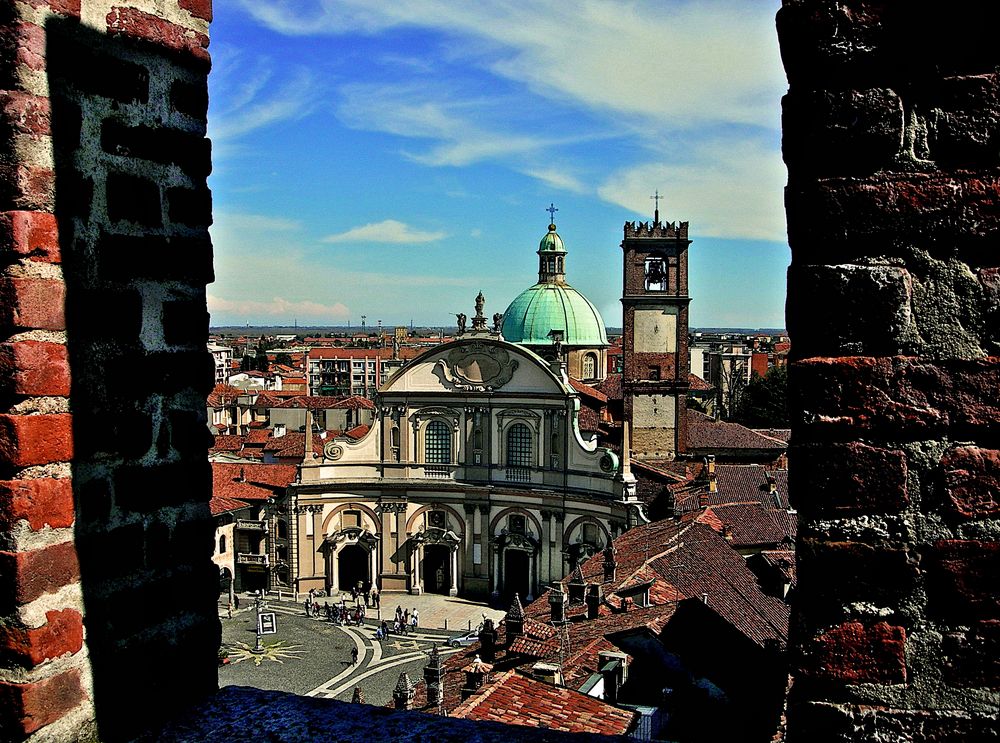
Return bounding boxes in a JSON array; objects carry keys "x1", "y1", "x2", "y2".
[
  {"x1": 211, "y1": 463, "x2": 297, "y2": 502},
  {"x1": 687, "y1": 410, "x2": 787, "y2": 452},
  {"x1": 450, "y1": 670, "x2": 637, "y2": 735},
  {"x1": 569, "y1": 378, "x2": 609, "y2": 403},
  {"x1": 687, "y1": 372, "x2": 713, "y2": 391}
]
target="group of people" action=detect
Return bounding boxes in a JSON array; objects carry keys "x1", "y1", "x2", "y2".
[
  {"x1": 373, "y1": 605, "x2": 419, "y2": 641},
  {"x1": 304, "y1": 588, "x2": 368, "y2": 626}
]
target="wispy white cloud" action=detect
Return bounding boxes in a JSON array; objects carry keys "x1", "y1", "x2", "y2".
[
  {"x1": 207, "y1": 294, "x2": 351, "y2": 321},
  {"x1": 597, "y1": 137, "x2": 788, "y2": 241},
  {"x1": 208, "y1": 47, "x2": 322, "y2": 148},
  {"x1": 321, "y1": 219, "x2": 446, "y2": 244}
]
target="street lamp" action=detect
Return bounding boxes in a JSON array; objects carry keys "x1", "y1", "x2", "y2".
[{"x1": 252, "y1": 590, "x2": 266, "y2": 654}]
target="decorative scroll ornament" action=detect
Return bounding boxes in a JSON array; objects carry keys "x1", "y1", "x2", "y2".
[
  {"x1": 435, "y1": 342, "x2": 518, "y2": 391},
  {"x1": 323, "y1": 442, "x2": 344, "y2": 460}
]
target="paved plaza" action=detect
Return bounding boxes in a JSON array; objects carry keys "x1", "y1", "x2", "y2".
[{"x1": 218, "y1": 591, "x2": 506, "y2": 707}]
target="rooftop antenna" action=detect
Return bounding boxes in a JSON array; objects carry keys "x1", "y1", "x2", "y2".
[{"x1": 650, "y1": 190, "x2": 662, "y2": 224}]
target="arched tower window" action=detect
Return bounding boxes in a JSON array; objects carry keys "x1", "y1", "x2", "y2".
[
  {"x1": 505, "y1": 423, "x2": 532, "y2": 482},
  {"x1": 582, "y1": 353, "x2": 597, "y2": 379},
  {"x1": 425, "y1": 420, "x2": 451, "y2": 475},
  {"x1": 218, "y1": 535, "x2": 226, "y2": 554},
  {"x1": 644, "y1": 256, "x2": 667, "y2": 291}
]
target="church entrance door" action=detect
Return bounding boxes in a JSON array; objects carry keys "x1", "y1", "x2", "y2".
[
  {"x1": 422, "y1": 545, "x2": 451, "y2": 595},
  {"x1": 337, "y1": 544, "x2": 370, "y2": 594},
  {"x1": 503, "y1": 550, "x2": 530, "y2": 601}
]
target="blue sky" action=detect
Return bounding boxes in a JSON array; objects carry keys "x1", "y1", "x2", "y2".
[{"x1": 206, "y1": 1, "x2": 789, "y2": 330}]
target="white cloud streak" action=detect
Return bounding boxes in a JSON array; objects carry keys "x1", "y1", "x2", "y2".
[{"x1": 321, "y1": 219, "x2": 446, "y2": 244}]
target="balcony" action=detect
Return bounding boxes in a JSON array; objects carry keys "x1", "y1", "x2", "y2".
[
  {"x1": 504, "y1": 466, "x2": 531, "y2": 483},
  {"x1": 236, "y1": 553, "x2": 268, "y2": 566}
]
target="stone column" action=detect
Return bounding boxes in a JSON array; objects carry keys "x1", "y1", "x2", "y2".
[
  {"x1": 410, "y1": 543, "x2": 422, "y2": 595},
  {"x1": 311, "y1": 507, "x2": 324, "y2": 579},
  {"x1": 463, "y1": 503, "x2": 476, "y2": 578},
  {"x1": 450, "y1": 547, "x2": 459, "y2": 596},
  {"x1": 539, "y1": 510, "x2": 552, "y2": 584},
  {"x1": 478, "y1": 504, "x2": 491, "y2": 583},
  {"x1": 554, "y1": 511, "x2": 566, "y2": 579}
]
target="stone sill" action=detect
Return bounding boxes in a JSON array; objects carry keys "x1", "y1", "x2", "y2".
[{"x1": 143, "y1": 686, "x2": 630, "y2": 742}]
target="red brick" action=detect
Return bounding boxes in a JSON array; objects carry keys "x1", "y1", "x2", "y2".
[
  {"x1": 0, "y1": 414, "x2": 73, "y2": 468},
  {"x1": 106, "y1": 7, "x2": 210, "y2": 63},
  {"x1": 0, "y1": 210, "x2": 60, "y2": 263},
  {"x1": 0, "y1": 277, "x2": 66, "y2": 331},
  {"x1": 0, "y1": 541, "x2": 80, "y2": 605},
  {"x1": 0, "y1": 91, "x2": 50, "y2": 137},
  {"x1": 0, "y1": 163, "x2": 55, "y2": 212},
  {"x1": 0, "y1": 341, "x2": 70, "y2": 396},
  {"x1": 0, "y1": 479, "x2": 74, "y2": 531},
  {"x1": 177, "y1": 0, "x2": 212, "y2": 22},
  {"x1": 0, "y1": 609, "x2": 83, "y2": 667},
  {"x1": 790, "y1": 442, "x2": 908, "y2": 515},
  {"x1": 925, "y1": 540, "x2": 1000, "y2": 622},
  {"x1": 797, "y1": 539, "x2": 918, "y2": 611},
  {"x1": 786, "y1": 172, "x2": 1000, "y2": 264},
  {"x1": 802, "y1": 621, "x2": 907, "y2": 684},
  {"x1": 0, "y1": 668, "x2": 85, "y2": 736},
  {"x1": 0, "y1": 21, "x2": 46, "y2": 76},
  {"x1": 791, "y1": 356, "x2": 1000, "y2": 439},
  {"x1": 941, "y1": 446, "x2": 1000, "y2": 520},
  {"x1": 17, "y1": 0, "x2": 81, "y2": 15},
  {"x1": 941, "y1": 620, "x2": 1000, "y2": 688}
]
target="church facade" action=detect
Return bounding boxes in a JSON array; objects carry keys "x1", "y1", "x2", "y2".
[{"x1": 288, "y1": 213, "x2": 687, "y2": 600}]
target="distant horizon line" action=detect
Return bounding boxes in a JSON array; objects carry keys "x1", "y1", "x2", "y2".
[{"x1": 209, "y1": 325, "x2": 789, "y2": 334}]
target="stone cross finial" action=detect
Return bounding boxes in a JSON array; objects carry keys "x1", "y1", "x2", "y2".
[{"x1": 546, "y1": 202, "x2": 558, "y2": 224}]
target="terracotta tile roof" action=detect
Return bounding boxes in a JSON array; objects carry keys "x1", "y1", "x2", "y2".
[
  {"x1": 332, "y1": 395, "x2": 375, "y2": 410},
  {"x1": 211, "y1": 435, "x2": 244, "y2": 452},
  {"x1": 687, "y1": 372, "x2": 713, "y2": 391},
  {"x1": 686, "y1": 410, "x2": 787, "y2": 452},
  {"x1": 343, "y1": 424, "x2": 370, "y2": 440},
  {"x1": 538, "y1": 519, "x2": 789, "y2": 650},
  {"x1": 450, "y1": 670, "x2": 637, "y2": 735},
  {"x1": 569, "y1": 378, "x2": 609, "y2": 403},
  {"x1": 577, "y1": 405, "x2": 601, "y2": 433},
  {"x1": 594, "y1": 373, "x2": 622, "y2": 402},
  {"x1": 211, "y1": 463, "x2": 297, "y2": 502},
  {"x1": 759, "y1": 550, "x2": 797, "y2": 586},
  {"x1": 209, "y1": 495, "x2": 253, "y2": 516},
  {"x1": 706, "y1": 465, "x2": 790, "y2": 509},
  {"x1": 753, "y1": 428, "x2": 791, "y2": 443},
  {"x1": 696, "y1": 503, "x2": 796, "y2": 548},
  {"x1": 207, "y1": 384, "x2": 243, "y2": 408},
  {"x1": 244, "y1": 429, "x2": 272, "y2": 445},
  {"x1": 261, "y1": 432, "x2": 326, "y2": 458}
]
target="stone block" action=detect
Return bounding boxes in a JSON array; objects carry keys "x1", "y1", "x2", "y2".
[
  {"x1": 799, "y1": 621, "x2": 906, "y2": 684},
  {"x1": 924, "y1": 539, "x2": 1000, "y2": 623},
  {"x1": 789, "y1": 442, "x2": 908, "y2": 516}
]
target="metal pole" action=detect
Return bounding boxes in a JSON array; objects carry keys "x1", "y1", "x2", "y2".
[{"x1": 253, "y1": 591, "x2": 264, "y2": 653}]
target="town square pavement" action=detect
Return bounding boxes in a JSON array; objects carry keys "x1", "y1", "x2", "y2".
[{"x1": 218, "y1": 591, "x2": 507, "y2": 707}]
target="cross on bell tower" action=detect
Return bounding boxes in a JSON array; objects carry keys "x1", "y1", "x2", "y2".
[{"x1": 650, "y1": 190, "x2": 663, "y2": 224}]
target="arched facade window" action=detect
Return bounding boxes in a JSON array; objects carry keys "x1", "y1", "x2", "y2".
[
  {"x1": 424, "y1": 419, "x2": 451, "y2": 475},
  {"x1": 505, "y1": 422, "x2": 532, "y2": 482},
  {"x1": 277, "y1": 520, "x2": 288, "y2": 539},
  {"x1": 218, "y1": 535, "x2": 226, "y2": 554},
  {"x1": 582, "y1": 353, "x2": 597, "y2": 379}
]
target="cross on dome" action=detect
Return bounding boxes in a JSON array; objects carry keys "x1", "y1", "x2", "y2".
[{"x1": 546, "y1": 202, "x2": 558, "y2": 226}]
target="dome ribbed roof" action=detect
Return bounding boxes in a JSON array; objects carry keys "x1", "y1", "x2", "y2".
[
  {"x1": 501, "y1": 283, "x2": 609, "y2": 347},
  {"x1": 538, "y1": 224, "x2": 565, "y2": 253}
]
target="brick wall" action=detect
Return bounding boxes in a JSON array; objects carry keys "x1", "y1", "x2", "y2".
[
  {"x1": 0, "y1": 1, "x2": 215, "y2": 740},
  {"x1": 780, "y1": 2, "x2": 1000, "y2": 740}
]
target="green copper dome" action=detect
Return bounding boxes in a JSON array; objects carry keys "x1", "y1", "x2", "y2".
[
  {"x1": 538, "y1": 224, "x2": 565, "y2": 253},
  {"x1": 501, "y1": 282, "x2": 609, "y2": 347}
]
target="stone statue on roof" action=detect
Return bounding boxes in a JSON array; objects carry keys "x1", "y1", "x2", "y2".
[{"x1": 456, "y1": 313, "x2": 467, "y2": 334}]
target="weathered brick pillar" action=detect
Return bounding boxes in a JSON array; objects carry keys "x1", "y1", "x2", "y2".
[
  {"x1": 0, "y1": 1, "x2": 215, "y2": 740},
  {"x1": 780, "y1": 3, "x2": 1000, "y2": 740}
]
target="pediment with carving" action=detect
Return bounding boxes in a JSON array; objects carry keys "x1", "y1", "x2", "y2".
[{"x1": 434, "y1": 342, "x2": 519, "y2": 391}]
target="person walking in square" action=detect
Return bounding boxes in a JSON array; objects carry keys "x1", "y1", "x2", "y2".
[{"x1": 350, "y1": 646, "x2": 358, "y2": 665}]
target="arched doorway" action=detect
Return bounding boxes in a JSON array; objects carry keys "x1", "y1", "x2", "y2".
[
  {"x1": 422, "y1": 544, "x2": 451, "y2": 595},
  {"x1": 503, "y1": 549, "x2": 530, "y2": 601},
  {"x1": 337, "y1": 543, "x2": 370, "y2": 594}
]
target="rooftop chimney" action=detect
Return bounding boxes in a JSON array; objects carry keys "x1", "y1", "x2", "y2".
[
  {"x1": 702, "y1": 592, "x2": 709, "y2": 605},
  {"x1": 273, "y1": 423, "x2": 286, "y2": 438},
  {"x1": 461, "y1": 655, "x2": 493, "y2": 700},
  {"x1": 602, "y1": 544, "x2": 617, "y2": 583},
  {"x1": 549, "y1": 585, "x2": 568, "y2": 624},
  {"x1": 567, "y1": 564, "x2": 587, "y2": 604},
  {"x1": 478, "y1": 617, "x2": 498, "y2": 661},
  {"x1": 586, "y1": 583, "x2": 603, "y2": 620},
  {"x1": 505, "y1": 593, "x2": 525, "y2": 641},
  {"x1": 423, "y1": 644, "x2": 444, "y2": 709},
  {"x1": 598, "y1": 651, "x2": 629, "y2": 704},
  {"x1": 392, "y1": 672, "x2": 414, "y2": 710},
  {"x1": 766, "y1": 474, "x2": 777, "y2": 494}
]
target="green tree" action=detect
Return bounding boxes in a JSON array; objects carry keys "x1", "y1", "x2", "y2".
[
  {"x1": 733, "y1": 364, "x2": 789, "y2": 428},
  {"x1": 274, "y1": 352, "x2": 293, "y2": 367}
]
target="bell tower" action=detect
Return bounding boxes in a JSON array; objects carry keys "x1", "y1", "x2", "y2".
[{"x1": 620, "y1": 196, "x2": 690, "y2": 460}]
